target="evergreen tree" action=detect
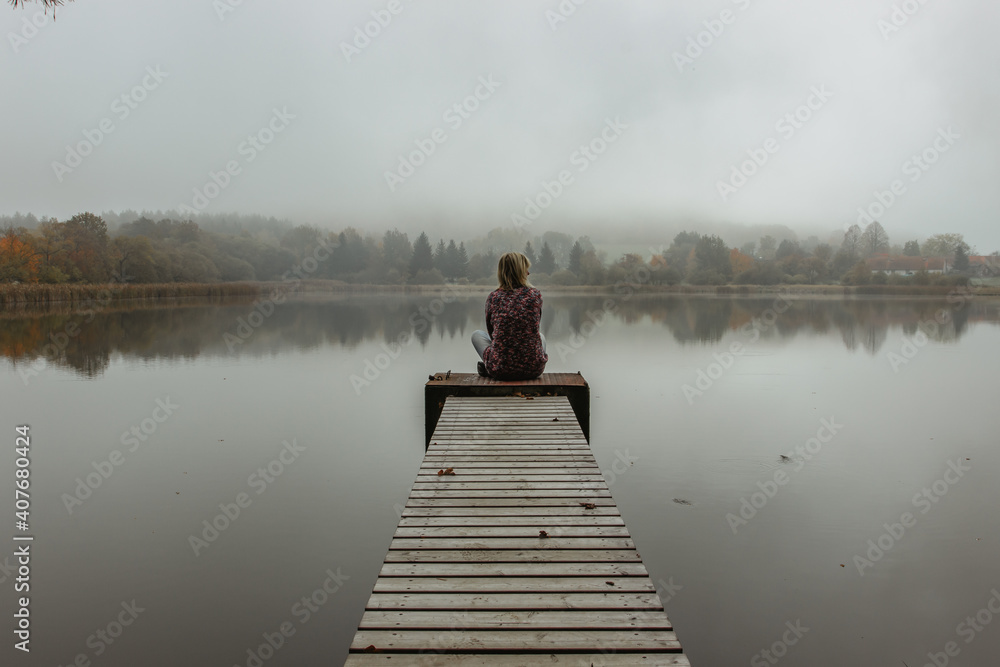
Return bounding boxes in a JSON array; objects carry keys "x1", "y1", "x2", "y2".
[
  {"x1": 568, "y1": 241, "x2": 583, "y2": 275},
  {"x1": 456, "y1": 242, "x2": 469, "y2": 278},
  {"x1": 536, "y1": 242, "x2": 557, "y2": 274},
  {"x1": 524, "y1": 241, "x2": 536, "y2": 265},
  {"x1": 409, "y1": 232, "x2": 434, "y2": 277},
  {"x1": 903, "y1": 240, "x2": 921, "y2": 257},
  {"x1": 954, "y1": 243, "x2": 970, "y2": 272},
  {"x1": 433, "y1": 239, "x2": 447, "y2": 272},
  {"x1": 443, "y1": 239, "x2": 461, "y2": 279}
]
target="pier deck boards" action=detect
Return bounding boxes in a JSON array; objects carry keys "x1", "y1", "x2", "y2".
[{"x1": 345, "y1": 394, "x2": 688, "y2": 666}]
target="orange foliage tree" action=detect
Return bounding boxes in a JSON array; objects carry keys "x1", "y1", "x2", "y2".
[
  {"x1": 730, "y1": 248, "x2": 754, "y2": 276},
  {"x1": 0, "y1": 228, "x2": 41, "y2": 282}
]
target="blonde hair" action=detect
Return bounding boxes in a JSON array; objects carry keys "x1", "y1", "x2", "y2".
[{"x1": 497, "y1": 252, "x2": 532, "y2": 290}]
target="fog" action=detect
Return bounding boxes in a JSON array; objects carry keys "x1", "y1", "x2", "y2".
[{"x1": 3, "y1": 0, "x2": 999, "y2": 249}]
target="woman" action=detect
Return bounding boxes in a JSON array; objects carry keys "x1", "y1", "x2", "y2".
[{"x1": 471, "y1": 252, "x2": 548, "y2": 380}]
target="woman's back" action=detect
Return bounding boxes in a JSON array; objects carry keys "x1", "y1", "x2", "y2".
[{"x1": 483, "y1": 286, "x2": 547, "y2": 380}]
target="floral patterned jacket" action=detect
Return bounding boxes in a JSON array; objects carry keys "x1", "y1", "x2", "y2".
[{"x1": 482, "y1": 286, "x2": 548, "y2": 380}]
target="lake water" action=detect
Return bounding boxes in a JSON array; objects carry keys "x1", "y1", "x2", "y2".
[{"x1": 2, "y1": 291, "x2": 999, "y2": 666}]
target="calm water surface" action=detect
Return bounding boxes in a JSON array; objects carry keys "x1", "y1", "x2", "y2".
[{"x1": 2, "y1": 293, "x2": 999, "y2": 666}]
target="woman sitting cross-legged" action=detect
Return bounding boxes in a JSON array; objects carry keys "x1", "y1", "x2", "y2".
[{"x1": 471, "y1": 252, "x2": 547, "y2": 380}]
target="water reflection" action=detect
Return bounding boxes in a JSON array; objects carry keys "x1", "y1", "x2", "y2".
[{"x1": 1, "y1": 294, "x2": 997, "y2": 378}]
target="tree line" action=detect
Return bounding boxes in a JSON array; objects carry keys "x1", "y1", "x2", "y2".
[{"x1": 0, "y1": 213, "x2": 988, "y2": 287}]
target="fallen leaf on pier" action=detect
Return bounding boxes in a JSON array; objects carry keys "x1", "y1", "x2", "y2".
[
  {"x1": 437, "y1": 467, "x2": 455, "y2": 476},
  {"x1": 579, "y1": 502, "x2": 597, "y2": 510},
  {"x1": 538, "y1": 530, "x2": 548, "y2": 537}
]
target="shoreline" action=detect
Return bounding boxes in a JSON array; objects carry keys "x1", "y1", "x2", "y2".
[{"x1": 2, "y1": 280, "x2": 999, "y2": 312}]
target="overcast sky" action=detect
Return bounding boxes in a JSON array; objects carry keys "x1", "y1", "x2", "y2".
[{"x1": 3, "y1": 0, "x2": 998, "y2": 250}]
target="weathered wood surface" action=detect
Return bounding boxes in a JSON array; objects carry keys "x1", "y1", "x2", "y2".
[{"x1": 345, "y1": 395, "x2": 687, "y2": 665}]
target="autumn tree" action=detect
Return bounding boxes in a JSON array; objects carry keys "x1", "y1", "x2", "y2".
[
  {"x1": 860, "y1": 221, "x2": 890, "y2": 257},
  {"x1": 0, "y1": 226, "x2": 40, "y2": 282},
  {"x1": 923, "y1": 233, "x2": 969, "y2": 257},
  {"x1": 730, "y1": 248, "x2": 754, "y2": 276},
  {"x1": 109, "y1": 236, "x2": 157, "y2": 283},
  {"x1": 841, "y1": 225, "x2": 863, "y2": 258},
  {"x1": 381, "y1": 229, "x2": 412, "y2": 280},
  {"x1": 664, "y1": 231, "x2": 701, "y2": 275},
  {"x1": 62, "y1": 212, "x2": 111, "y2": 282}
]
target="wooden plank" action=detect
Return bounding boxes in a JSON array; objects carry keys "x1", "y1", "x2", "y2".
[
  {"x1": 346, "y1": 655, "x2": 690, "y2": 666},
  {"x1": 404, "y1": 497, "x2": 617, "y2": 507},
  {"x1": 408, "y1": 490, "x2": 612, "y2": 498},
  {"x1": 394, "y1": 526, "x2": 630, "y2": 538},
  {"x1": 359, "y1": 610, "x2": 672, "y2": 630},
  {"x1": 398, "y1": 516, "x2": 625, "y2": 527},
  {"x1": 372, "y1": 577, "x2": 655, "y2": 593},
  {"x1": 389, "y1": 538, "x2": 636, "y2": 550},
  {"x1": 383, "y1": 550, "x2": 639, "y2": 563},
  {"x1": 379, "y1": 563, "x2": 649, "y2": 577},
  {"x1": 401, "y1": 507, "x2": 620, "y2": 516},
  {"x1": 364, "y1": 592, "x2": 664, "y2": 611},
  {"x1": 420, "y1": 455, "x2": 597, "y2": 461},
  {"x1": 420, "y1": 463, "x2": 600, "y2": 469},
  {"x1": 414, "y1": 475, "x2": 605, "y2": 483},
  {"x1": 410, "y1": 482, "x2": 608, "y2": 490},
  {"x1": 350, "y1": 629, "x2": 681, "y2": 652}
]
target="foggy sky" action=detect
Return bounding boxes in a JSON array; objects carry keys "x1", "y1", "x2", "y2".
[{"x1": 3, "y1": 0, "x2": 999, "y2": 250}]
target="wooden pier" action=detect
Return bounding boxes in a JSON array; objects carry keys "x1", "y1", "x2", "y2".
[{"x1": 345, "y1": 373, "x2": 689, "y2": 666}]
